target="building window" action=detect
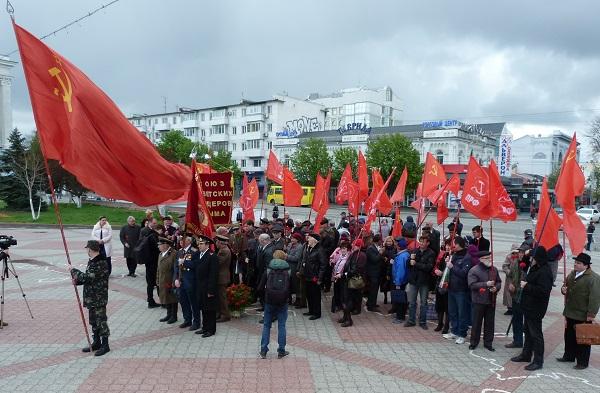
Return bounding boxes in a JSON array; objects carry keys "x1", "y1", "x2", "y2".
[
  {"x1": 332, "y1": 108, "x2": 337, "y2": 115},
  {"x1": 242, "y1": 125, "x2": 247, "y2": 134},
  {"x1": 344, "y1": 104, "x2": 354, "y2": 115},
  {"x1": 253, "y1": 159, "x2": 262, "y2": 167},
  {"x1": 212, "y1": 142, "x2": 228, "y2": 151},
  {"x1": 211, "y1": 109, "x2": 225, "y2": 119},
  {"x1": 247, "y1": 105, "x2": 262, "y2": 115},
  {"x1": 267, "y1": 105, "x2": 272, "y2": 114},
  {"x1": 229, "y1": 109, "x2": 236, "y2": 117},
  {"x1": 172, "y1": 116, "x2": 178, "y2": 124},
  {"x1": 242, "y1": 108, "x2": 246, "y2": 116},
  {"x1": 268, "y1": 141, "x2": 272, "y2": 150},
  {"x1": 241, "y1": 159, "x2": 246, "y2": 167},
  {"x1": 386, "y1": 87, "x2": 392, "y2": 101},
  {"x1": 211, "y1": 124, "x2": 226, "y2": 135},
  {"x1": 232, "y1": 143, "x2": 237, "y2": 151},
  {"x1": 232, "y1": 126, "x2": 237, "y2": 135},
  {"x1": 436, "y1": 150, "x2": 444, "y2": 164},
  {"x1": 184, "y1": 127, "x2": 198, "y2": 137},
  {"x1": 267, "y1": 124, "x2": 272, "y2": 132},
  {"x1": 162, "y1": 117, "x2": 167, "y2": 124},
  {"x1": 201, "y1": 129, "x2": 206, "y2": 137},
  {"x1": 201, "y1": 113, "x2": 205, "y2": 121},
  {"x1": 247, "y1": 122, "x2": 261, "y2": 133}
]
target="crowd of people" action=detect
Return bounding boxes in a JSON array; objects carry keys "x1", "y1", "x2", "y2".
[{"x1": 71, "y1": 209, "x2": 600, "y2": 368}]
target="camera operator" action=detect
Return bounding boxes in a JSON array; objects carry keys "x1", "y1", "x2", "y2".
[{"x1": 67, "y1": 240, "x2": 110, "y2": 356}]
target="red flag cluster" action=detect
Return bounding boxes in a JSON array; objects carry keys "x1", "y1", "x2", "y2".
[
  {"x1": 312, "y1": 171, "x2": 332, "y2": 232},
  {"x1": 266, "y1": 151, "x2": 304, "y2": 207}
]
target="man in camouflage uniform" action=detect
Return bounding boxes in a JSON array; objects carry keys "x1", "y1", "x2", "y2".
[{"x1": 68, "y1": 240, "x2": 110, "y2": 356}]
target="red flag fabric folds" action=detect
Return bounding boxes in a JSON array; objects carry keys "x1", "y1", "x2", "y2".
[
  {"x1": 347, "y1": 179, "x2": 361, "y2": 217},
  {"x1": 185, "y1": 160, "x2": 214, "y2": 237},
  {"x1": 336, "y1": 164, "x2": 353, "y2": 204},
  {"x1": 392, "y1": 207, "x2": 402, "y2": 238},
  {"x1": 390, "y1": 166, "x2": 408, "y2": 204},
  {"x1": 14, "y1": 22, "x2": 189, "y2": 206},
  {"x1": 555, "y1": 134, "x2": 586, "y2": 254},
  {"x1": 283, "y1": 167, "x2": 303, "y2": 206},
  {"x1": 422, "y1": 153, "x2": 447, "y2": 198},
  {"x1": 366, "y1": 169, "x2": 393, "y2": 215},
  {"x1": 364, "y1": 170, "x2": 395, "y2": 232},
  {"x1": 534, "y1": 178, "x2": 562, "y2": 250},
  {"x1": 266, "y1": 150, "x2": 284, "y2": 185},
  {"x1": 358, "y1": 151, "x2": 369, "y2": 203},
  {"x1": 488, "y1": 160, "x2": 517, "y2": 222},
  {"x1": 437, "y1": 199, "x2": 449, "y2": 225},
  {"x1": 240, "y1": 174, "x2": 259, "y2": 222},
  {"x1": 462, "y1": 157, "x2": 491, "y2": 220},
  {"x1": 312, "y1": 171, "x2": 331, "y2": 216}
]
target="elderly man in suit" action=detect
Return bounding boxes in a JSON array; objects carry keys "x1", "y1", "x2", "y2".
[{"x1": 194, "y1": 235, "x2": 219, "y2": 338}]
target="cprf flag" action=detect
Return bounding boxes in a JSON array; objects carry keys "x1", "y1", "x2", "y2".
[
  {"x1": 422, "y1": 152, "x2": 447, "y2": 198},
  {"x1": 488, "y1": 159, "x2": 517, "y2": 222},
  {"x1": 462, "y1": 157, "x2": 490, "y2": 220},
  {"x1": 534, "y1": 178, "x2": 562, "y2": 250},
  {"x1": 336, "y1": 164, "x2": 353, "y2": 204},
  {"x1": 13, "y1": 22, "x2": 189, "y2": 206},
  {"x1": 240, "y1": 174, "x2": 259, "y2": 221},
  {"x1": 266, "y1": 150, "x2": 284, "y2": 185}
]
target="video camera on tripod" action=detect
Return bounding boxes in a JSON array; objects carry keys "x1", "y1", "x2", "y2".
[{"x1": 0, "y1": 234, "x2": 33, "y2": 329}]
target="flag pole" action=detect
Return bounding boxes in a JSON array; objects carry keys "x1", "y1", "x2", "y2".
[
  {"x1": 490, "y1": 218, "x2": 497, "y2": 307},
  {"x1": 12, "y1": 13, "x2": 91, "y2": 349}
]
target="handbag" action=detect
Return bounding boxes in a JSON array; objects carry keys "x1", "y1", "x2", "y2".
[
  {"x1": 347, "y1": 275, "x2": 365, "y2": 290},
  {"x1": 575, "y1": 323, "x2": 600, "y2": 345},
  {"x1": 390, "y1": 289, "x2": 407, "y2": 304}
]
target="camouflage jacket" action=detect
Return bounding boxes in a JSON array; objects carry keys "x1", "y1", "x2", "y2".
[{"x1": 71, "y1": 254, "x2": 109, "y2": 308}]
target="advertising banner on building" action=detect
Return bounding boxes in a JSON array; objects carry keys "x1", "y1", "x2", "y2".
[
  {"x1": 498, "y1": 133, "x2": 512, "y2": 177},
  {"x1": 198, "y1": 172, "x2": 234, "y2": 225}
]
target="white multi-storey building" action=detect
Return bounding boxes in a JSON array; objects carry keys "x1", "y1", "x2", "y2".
[
  {"x1": 129, "y1": 86, "x2": 403, "y2": 187},
  {"x1": 0, "y1": 55, "x2": 16, "y2": 148},
  {"x1": 511, "y1": 131, "x2": 578, "y2": 177}
]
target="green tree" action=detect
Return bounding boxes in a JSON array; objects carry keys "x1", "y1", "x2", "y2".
[
  {"x1": 48, "y1": 159, "x2": 89, "y2": 208},
  {"x1": 156, "y1": 130, "x2": 197, "y2": 164},
  {"x1": 290, "y1": 138, "x2": 332, "y2": 185},
  {"x1": 587, "y1": 117, "x2": 600, "y2": 155},
  {"x1": 588, "y1": 162, "x2": 600, "y2": 203},
  {"x1": 200, "y1": 149, "x2": 242, "y2": 184},
  {"x1": 332, "y1": 147, "x2": 358, "y2": 184},
  {"x1": 366, "y1": 134, "x2": 421, "y2": 191},
  {"x1": 547, "y1": 164, "x2": 561, "y2": 189}
]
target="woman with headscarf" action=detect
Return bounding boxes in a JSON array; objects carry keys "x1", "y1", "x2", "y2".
[
  {"x1": 91, "y1": 216, "x2": 113, "y2": 276},
  {"x1": 330, "y1": 239, "x2": 352, "y2": 313}
]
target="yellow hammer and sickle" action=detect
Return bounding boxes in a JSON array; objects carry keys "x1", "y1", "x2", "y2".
[
  {"x1": 429, "y1": 164, "x2": 438, "y2": 177},
  {"x1": 566, "y1": 150, "x2": 576, "y2": 162},
  {"x1": 48, "y1": 66, "x2": 73, "y2": 113}
]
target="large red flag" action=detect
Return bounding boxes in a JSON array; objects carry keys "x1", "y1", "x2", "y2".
[
  {"x1": 13, "y1": 22, "x2": 189, "y2": 206},
  {"x1": 392, "y1": 207, "x2": 402, "y2": 238},
  {"x1": 427, "y1": 173, "x2": 461, "y2": 205},
  {"x1": 390, "y1": 166, "x2": 408, "y2": 204},
  {"x1": 364, "y1": 170, "x2": 395, "y2": 232},
  {"x1": 347, "y1": 179, "x2": 360, "y2": 217},
  {"x1": 358, "y1": 151, "x2": 369, "y2": 203},
  {"x1": 488, "y1": 160, "x2": 517, "y2": 222},
  {"x1": 312, "y1": 171, "x2": 331, "y2": 233},
  {"x1": 462, "y1": 157, "x2": 491, "y2": 220},
  {"x1": 366, "y1": 169, "x2": 393, "y2": 215},
  {"x1": 185, "y1": 160, "x2": 214, "y2": 237},
  {"x1": 266, "y1": 150, "x2": 284, "y2": 185},
  {"x1": 336, "y1": 164, "x2": 353, "y2": 204},
  {"x1": 535, "y1": 178, "x2": 562, "y2": 250},
  {"x1": 422, "y1": 153, "x2": 447, "y2": 198},
  {"x1": 240, "y1": 174, "x2": 259, "y2": 221},
  {"x1": 283, "y1": 167, "x2": 303, "y2": 206},
  {"x1": 554, "y1": 134, "x2": 587, "y2": 254}
]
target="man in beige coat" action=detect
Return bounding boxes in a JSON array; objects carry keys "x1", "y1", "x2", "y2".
[{"x1": 216, "y1": 234, "x2": 232, "y2": 322}]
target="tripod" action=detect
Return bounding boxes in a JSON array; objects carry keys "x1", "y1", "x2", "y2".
[{"x1": 0, "y1": 249, "x2": 34, "y2": 328}]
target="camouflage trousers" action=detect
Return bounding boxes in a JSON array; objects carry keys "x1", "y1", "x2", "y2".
[{"x1": 88, "y1": 306, "x2": 110, "y2": 337}]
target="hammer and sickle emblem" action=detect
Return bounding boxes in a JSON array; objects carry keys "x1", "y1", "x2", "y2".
[
  {"x1": 566, "y1": 150, "x2": 576, "y2": 162},
  {"x1": 470, "y1": 180, "x2": 487, "y2": 197},
  {"x1": 429, "y1": 164, "x2": 438, "y2": 177},
  {"x1": 48, "y1": 61, "x2": 73, "y2": 113}
]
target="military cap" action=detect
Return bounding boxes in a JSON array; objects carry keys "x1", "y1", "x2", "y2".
[{"x1": 215, "y1": 234, "x2": 230, "y2": 242}]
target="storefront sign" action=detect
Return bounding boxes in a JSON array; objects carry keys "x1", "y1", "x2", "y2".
[
  {"x1": 341, "y1": 134, "x2": 369, "y2": 143},
  {"x1": 198, "y1": 172, "x2": 234, "y2": 225},
  {"x1": 422, "y1": 119, "x2": 463, "y2": 129},
  {"x1": 338, "y1": 122, "x2": 371, "y2": 135},
  {"x1": 498, "y1": 134, "x2": 512, "y2": 177}
]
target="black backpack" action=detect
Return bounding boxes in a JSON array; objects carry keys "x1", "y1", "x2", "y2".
[{"x1": 265, "y1": 269, "x2": 290, "y2": 306}]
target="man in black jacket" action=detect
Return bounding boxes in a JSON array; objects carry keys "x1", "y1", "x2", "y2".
[
  {"x1": 194, "y1": 235, "x2": 219, "y2": 338},
  {"x1": 301, "y1": 233, "x2": 327, "y2": 320},
  {"x1": 470, "y1": 225, "x2": 490, "y2": 252},
  {"x1": 120, "y1": 216, "x2": 141, "y2": 277},
  {"x1": 405, "y1": 235, "x2": 435, "y2": 329},
  {"x1": 511, "y1": 246, "x2": 554, "y2": 371},
  {"x1": 255, "y1": 233, "x2": 275, "y2": 311},
  {"x1": 364, "y1": 234, "x2": 383, "y2": 312},
  {"x1": 139, "y1": 218, "x2": 160, "y2": 308}
]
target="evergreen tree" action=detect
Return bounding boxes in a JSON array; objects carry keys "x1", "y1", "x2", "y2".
[{"x1": 0, "y1": 129, "x2": 30, "y2": 209}]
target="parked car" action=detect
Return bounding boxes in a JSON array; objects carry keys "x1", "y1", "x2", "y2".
[{"x1": 576, "y1": 207, "x2": 600, "y2": 223}]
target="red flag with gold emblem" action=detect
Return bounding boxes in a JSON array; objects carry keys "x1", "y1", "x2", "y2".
[
  {"x1": 336, "y1": 164, "x2": 353, "y2": 204},
  {"x1": 240, "y1": 174, "x2": 259, "y2": 221},
  {"x1": 422, "y1": 153, "x2": 447, "y2": 198},
  {"x1": 185, "y1": 160, "x2": 214, "y2": 237},
  {"x1": 391, "y1": 207, "x2": 402, "y2": 238},
  {"x1": 13, "y1": 22, "x2": 189, "y2": 206},
  {"x1": 462, "y1": 157, "x2": 490, "y2": 220},
  {"x1": 488, "y1": 159, "x2": 517, "y2": 222},
  {"x1": 266, "y1": 150, "x2": 285, "y2": 185}
]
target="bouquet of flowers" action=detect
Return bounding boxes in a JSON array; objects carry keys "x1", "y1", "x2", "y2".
[{"x1": 226, "y1": 283, "x2": 252, "y2": 316}]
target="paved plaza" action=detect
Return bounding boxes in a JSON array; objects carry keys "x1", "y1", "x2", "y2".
[{"x1": 0, "y1": 223, "x2": 599, "y2": 393}]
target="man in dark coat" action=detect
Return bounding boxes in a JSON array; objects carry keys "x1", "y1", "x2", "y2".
[
  {"x1": 301, "y1": 233, "x2": 327, "y2": 320},
  {"x1": 194, "y1": 235, "x2": 219, "y2": 338},
  {"x1": 511, "y1": 246, "x2": 554, "y2": 371},
  {"x1": 119, "y1": 216, "x2": 140, "y2": 277},
  {"x1": 271, "y1": 224, "x2": 286, "y2": 252},
  {"x1": 405, "y1": 235, "x2": 435, "y2": 329},
  {"x1": 138, "y1": 218, "x2": 160, "y2": 308},
  {"x1": 215, "y1": 235, "x2": 232, "y2": 323},
  {"x1": 69, "y1": 240, "x2": 110, "y2": 356},
  {"x1": 470, "y1": 225, "x2": 490, "y2": 252},
  {"x1": 364, "y1": 234, "x2": 383, "y2": 312},
  {"x1": 521, "y1": 229, "x2": 534, "y2": 249},
  {"x1": 256, "y1": 233, "x2": 276, "y2": 310}
]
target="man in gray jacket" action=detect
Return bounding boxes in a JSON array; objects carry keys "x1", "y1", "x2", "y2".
[{"x1": 468, "y1": 251, "x2": 502, "y2": 351}]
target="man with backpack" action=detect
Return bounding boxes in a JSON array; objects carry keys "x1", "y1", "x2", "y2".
[{"x1": 258, "y1": 254, "x2": 291, "y2": 359}]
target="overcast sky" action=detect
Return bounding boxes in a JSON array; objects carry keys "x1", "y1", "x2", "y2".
[{"x1": 1, "y1": 0, "x2": 600, "y2": 160}]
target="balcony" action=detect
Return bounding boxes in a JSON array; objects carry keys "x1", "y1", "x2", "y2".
[
  {"x1": 208, "y1": 132, "x2": 229, "y2": 142},
  {"x1": 244, "y1": 147, "x2": 265, "y2": 158}
]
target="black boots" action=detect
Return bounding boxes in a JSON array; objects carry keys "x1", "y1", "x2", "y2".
[
  {"x1": 82, "y1": 335, "x2": 101, "y2": 353},
  {"x1": 167, "y1": 304, "x2": 178, "y2": 324},
  {"x1": 340, "y1": 311, "x2": 353, "y2": 327},
  {"x1": 148, "y1": 299, "x2": 160, "y2": 309},
  {"x1": 94, "y1": 337, "x2": 110, "y2": 356}
]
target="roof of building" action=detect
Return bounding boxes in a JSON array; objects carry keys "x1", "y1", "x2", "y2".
[{"x1": 128, "y1": 98, "x2": 284, "y2": 119}]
